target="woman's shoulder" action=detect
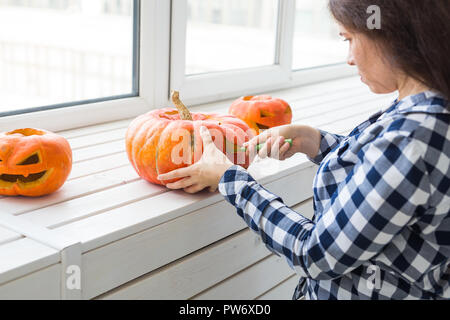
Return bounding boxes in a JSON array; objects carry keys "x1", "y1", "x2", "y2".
[
  {"x1": 358, "y1": 91, "x2": 449, "y2": 167},
  {"x1": 394, "y1": 90, "x2": 449, "y2": 117},
  {"x1": 376, "y1": 91, "x2": 449, "y2": 141}
]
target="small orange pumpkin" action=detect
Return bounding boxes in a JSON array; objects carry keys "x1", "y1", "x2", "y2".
[
  {"x1": 0, "y1": 128, "x2": 72, "y2": 197},
  {"x1": 126, "y1": 91, "x2": 254, "y2": 186},
  {"x1": 229, "y1": 95, "x2": 293, "y2": 134}
]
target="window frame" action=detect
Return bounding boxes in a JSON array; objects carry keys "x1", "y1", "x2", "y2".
[{"x1": 0, "y1": 0, "x2": 356, "y2": 132}]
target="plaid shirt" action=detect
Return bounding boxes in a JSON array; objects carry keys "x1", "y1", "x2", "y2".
[{"x1": 219, "y1": 91, "x2": 450, "y2": 300}]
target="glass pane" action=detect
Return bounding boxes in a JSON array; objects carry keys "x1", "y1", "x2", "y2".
[
  {"x1": 186, "y1": 0, "x2": 279, "y2": 75},
  {"x1": 0, "y1": 0, "x2": 135, "y2": 114},
  {"x1": 292, "y1": 0, "x2": 346, "y2": 70}
]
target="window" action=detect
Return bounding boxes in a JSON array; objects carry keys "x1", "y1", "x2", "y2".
[
  {"x1": 0, "y1": 0, "x2": 355, "y2": 131},
  {"x1": 185, "y1": 0, "x2": 279, "y2": 75},
  {"x1": 292, "y1": 0, "x2": 347, "y2": 70},
  {"x1": 0, "y1": 0, "x2": 138, "y2": 116}
]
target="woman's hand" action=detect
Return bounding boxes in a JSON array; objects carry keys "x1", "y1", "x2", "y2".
[
  {"x1": 244, "y1": 124, "x2": 302, "y2": 162},
  {"x1": 244, "y1": 124, "x2": 322, "y2": 162},
  {"x1": 157, "y1": 126, "x2": 235, "y2": 194}
]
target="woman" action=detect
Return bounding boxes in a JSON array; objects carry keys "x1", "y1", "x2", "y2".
[{"x1": 158, "y1": 0, "x2": 450, "y2": 299}]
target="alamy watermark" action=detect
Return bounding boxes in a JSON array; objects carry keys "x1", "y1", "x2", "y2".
[
  {"x1": 66, "y1": 265, "x2": 81, "y2": 290},
  {"x1": 366, "y1": 264, "x2": 381, "y2": 290},
  {"x1": 367, "y1": 5, "x2": 381, "y2": 30}
]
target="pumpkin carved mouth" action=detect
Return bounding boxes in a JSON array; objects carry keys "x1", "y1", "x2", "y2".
[
  {"x1": 0, "y1": 168, "x2": 54, "y2": 191},
  {"x1": 0, "y1": 171, "x2": 48, "y2": 183}
]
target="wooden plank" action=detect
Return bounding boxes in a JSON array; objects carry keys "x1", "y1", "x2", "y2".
[
  {"x1": 81, "y1": 200, "x2": 247, "y2": 299},
  {"x1": 0, "y1": 166, "x2": 139, "y2": 215},
  {"x1": 22, "y1": 180, "x2": 167, "y2": 229},
  {"x1": 96, "y1": 230, "x2": 271, "y2": 300},
  {"x1": 191, "y1": 254, "x2": 295, "y2": 300},
  {"x1": 58, "y1": 119, "x2": 132, "y2": 139},
  {"x1": 69, "y1": 153, "x2": 130, "y2": 180},
  {"x1": 0, "y1": 226, "x2": 22, "y2": 245},
  {"x1": 68, "y1": 127, "x2": 127, "y2": 150},
  {"x1": 0, "y1": 238, "x2": 60, "y2": 285},
  {"x1": 73, "y1": 140, "x2": 125, "y2": 163},
  {"x1": 0, "y1": 264, "x2": 61, "y2": 300},
  {"x1": 256, "y1": 275, "x2": 300, "y2": 300}
]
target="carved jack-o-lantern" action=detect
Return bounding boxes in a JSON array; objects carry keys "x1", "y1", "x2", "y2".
[
  {"x1": 0, "y1": 128, "x2": 72, "y2": 197},
  {"x1": 229, "y1": 95, "x2": 293, "y2": 134}
]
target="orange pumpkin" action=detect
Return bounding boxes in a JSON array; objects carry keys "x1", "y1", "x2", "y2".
[
  {"x1": 126, "y1": 91, "x2": 254, "y2": 186},
  {"x1": 229, "y1": 95, "x2": 293, "y2": 134},
  {"x1": 0, "y1": 128, "x2": 72, "y2": 197}
]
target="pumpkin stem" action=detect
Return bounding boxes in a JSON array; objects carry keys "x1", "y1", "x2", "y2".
[{"x1": 171, "y1": 91, "x2": 193, "y2": 121}]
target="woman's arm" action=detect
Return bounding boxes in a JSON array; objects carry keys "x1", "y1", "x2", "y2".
[
  {"x1": 297, "y1": 125, "x2": 347, "y2": 165},
  {"x1": 244, "y1": 124, "x2": 347, "y2": 165},
  {"x1": 219, "y1": 131, "x2": 431, "y2": 280}
]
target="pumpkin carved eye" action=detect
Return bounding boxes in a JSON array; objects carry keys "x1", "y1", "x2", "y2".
[
  {"x1": 17, "y1": 153, "x2": 40, "y2": 166},
  {"x1": 260, "y1": 110, "x2": 275, "y2": 118}
]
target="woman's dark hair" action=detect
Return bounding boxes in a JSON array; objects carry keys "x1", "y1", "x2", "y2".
[{"x1": 328, "y1": 0, "x2": 450, "y2": 104}]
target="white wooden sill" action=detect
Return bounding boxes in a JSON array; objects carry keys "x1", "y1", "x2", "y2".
[{"x1": 0, "y1": 75, "x2": 396, "y2": 300}]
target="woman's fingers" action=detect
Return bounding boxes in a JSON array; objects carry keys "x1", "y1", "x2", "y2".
[
  {"x1": 184, "y1": 184, "x2": 205, "y2": 194},
  {"x1": 247, "y1": 141, "x2": 258, "y2": 163},
  {"x1": 166, "y1": 177, "x2": 195, "y2": 190},
  {"x1": 262, "y1": 136, "x2": 286, "y2": 159},
  {"x1": 270, "y1": 136, "x2": 284, "y2": 160},
  {"x1": 243, "y1": 130, "x2": 272, "y2": 148},
  {"x1": 200, "y1": 126, "x2": 213, "y2": 145},
  {"x1": 258, "y1": 137, "x2": 272, "y2": 159},
  {"x1": 279, "y1": 141, "x2": 291, "y2": 160},
  {"x1": 158, "y1": 166, "x2": 192, "y2": 181}
]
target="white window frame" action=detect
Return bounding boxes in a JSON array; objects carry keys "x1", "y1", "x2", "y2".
[{"x1": 0, "y1": 0, "x2": 356, "y2": 133}]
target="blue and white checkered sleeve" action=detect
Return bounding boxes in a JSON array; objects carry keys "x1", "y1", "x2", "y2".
[
  {"x1": 307, "y1": 129, "x2": 347, "y2": 165},
  {"x1": 219, "y1": 133, "x2": 431, "y2": 280}
]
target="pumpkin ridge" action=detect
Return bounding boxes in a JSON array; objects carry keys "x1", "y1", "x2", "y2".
[
  {"x1": 132, "y1": 119, "x2": 158, "y2": 175},
  {"x1": 139, "y1": 122, "x2": 166, "y2": 183}
]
